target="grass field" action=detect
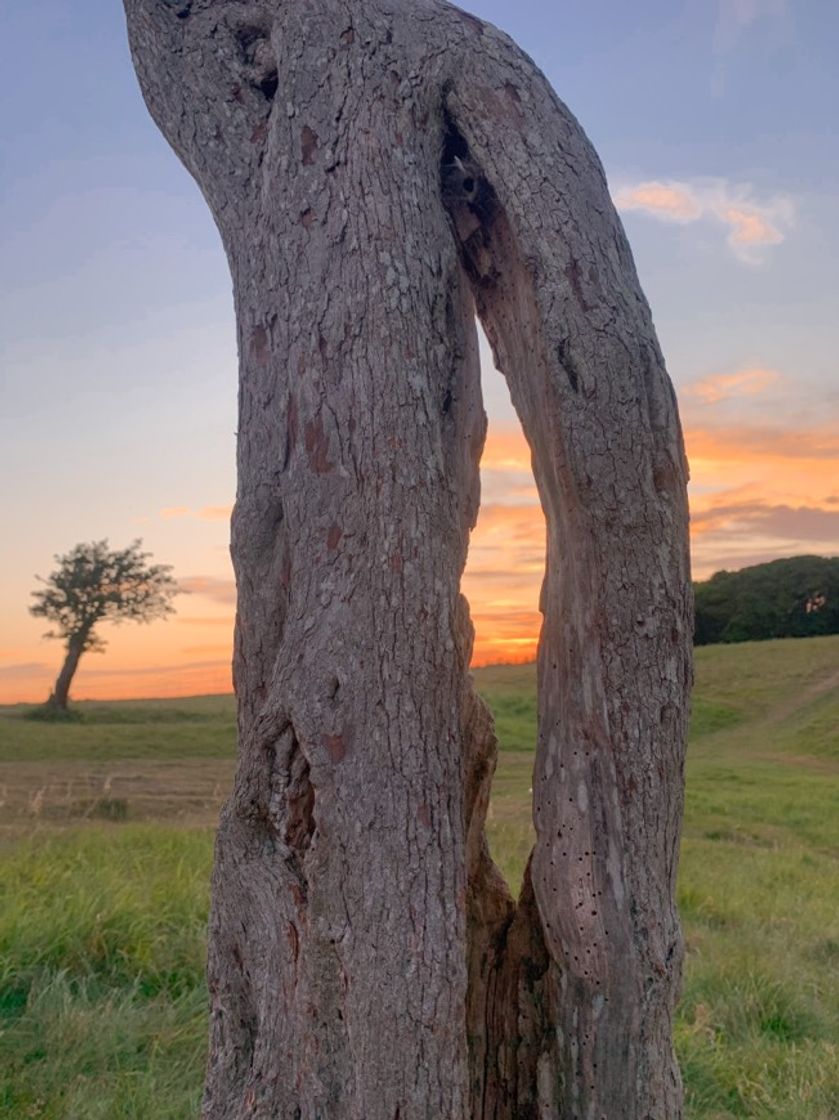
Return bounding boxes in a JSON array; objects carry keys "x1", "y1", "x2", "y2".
[{"x1": 1, "y1": 635, "x2": 837, "y2": 1118}]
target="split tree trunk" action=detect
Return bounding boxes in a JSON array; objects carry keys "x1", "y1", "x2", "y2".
[{"x1": 124, "y1": 2, "x2": 692, "y2": 1117}]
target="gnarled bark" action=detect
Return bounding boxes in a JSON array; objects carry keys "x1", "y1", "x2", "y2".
[{"x1": 123, "y1": 2, "x2": 692, "y2": 1117}]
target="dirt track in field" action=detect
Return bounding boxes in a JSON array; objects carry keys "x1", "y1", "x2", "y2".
[{"x1": 0, "y1": 757, "x2": 235, "y2": 836}]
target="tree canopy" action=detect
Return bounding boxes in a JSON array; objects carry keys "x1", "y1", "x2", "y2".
[
  {"x1": 31, "y1": 539, "x2": 177, "y2": 650},
  {"x1": 694, "y1": 554, "x2": 839, "y2": 645}
]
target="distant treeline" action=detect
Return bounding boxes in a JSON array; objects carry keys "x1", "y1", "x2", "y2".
[{"x1": 694, "y1": 555, "x2": 839, "y2": 645}]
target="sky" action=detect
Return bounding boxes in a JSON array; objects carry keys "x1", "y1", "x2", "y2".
[{"x1": 1, "y1": 0, "x2": 837, "y2": 703}]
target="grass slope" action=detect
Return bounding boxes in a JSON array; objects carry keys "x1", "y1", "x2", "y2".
[{"x1": 1, "y1": 635, "x2": 837, "y2": 1118}]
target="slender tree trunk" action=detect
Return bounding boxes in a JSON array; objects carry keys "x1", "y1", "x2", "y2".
[
  {"x1": 124, "y1": 2, "x2": 692, "y2": 1117},
  {"x1": 48, "y1": 637, "x2": 85, "y2": 711}
]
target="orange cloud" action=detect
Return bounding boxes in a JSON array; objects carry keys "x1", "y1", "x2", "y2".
[
  {"x1": 0, "y1": 651, "x2": 233, "y2": 704},
  {"x1": 465, "y1": 423, "x2": 836, "y2": 650},
  {"x1": 614, "y1": 181, "x2": 702, "y2": 223},
  {"x1": 614, "y1": 177, "x2": 793, "y2": 263},
  {"x1": 686, "y1": 423, "x2": 839, "y2": 465},
  {"x1": 0, "y1": 661, "x2": 50, "y2": 679},
  {"x1": 480, "y1": 429, "x2": 533, "y2": 470},
  {"x1": 179, "y1": 576, "x2": 237, "y2": 604},
  {"x1": 688, "y1": 498, "x2": 839, "y2": 579},
  {"x1": 176, "y1": 615, "x2": 233, "y2": 627},
  {"x1": 159, "y1": 505, "x2": 232, "y2": 522},
  {"x1": 464, "y1": 443, "x2": 546, "y2": 664},
  {"x1": 685, "y1": 366, "x2": 781, "y2": 404},
  {"x1": 470, "y1": 609, "x2": 542, "y2": 666},
  {"x1": 691, "y1": 498, "x2": 839, "y2": 541},
  {"x1": 721, "y1": 206, "x2": 783, "y2": 248},
  {"x1": 683, "y1": 407, "x2": 839, "y2": 577},
  {"x1": 68, "y1": 659, "x2": 233, "y2": 700},
  {"x1": 468, "y1": 418, "x2": 839, "y2": 619}
]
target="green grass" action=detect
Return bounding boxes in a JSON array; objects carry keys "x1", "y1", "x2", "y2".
[
  {"x1": 1, "y1": 635, "x2": 837, "y2": 1118},
  {"x1": 0, "y1": 828, "x2": 212, "y2": 1119},
  {"x1": 0, "y1": 695, "x2": 236, "y2": 763}
]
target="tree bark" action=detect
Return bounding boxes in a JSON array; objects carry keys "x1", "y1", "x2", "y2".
[
  {"x1": 48, "y1": 637, "x2": 85, "y2": 710},
  {"x1": 123, "y1": 2, "x2": 692, "y2": 1117}
]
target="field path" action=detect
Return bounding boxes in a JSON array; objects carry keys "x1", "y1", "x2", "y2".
[
  {"x1": 0, "y1": 756, "x2": 234, "y2": 835},
  {"x1": 766, "y1": 665, "x2": 839, "y2": 723}
]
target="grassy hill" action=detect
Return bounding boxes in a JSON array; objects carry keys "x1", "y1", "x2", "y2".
[{"x1": 1, "y1": 635, "x2": 837, "y2": 1118}]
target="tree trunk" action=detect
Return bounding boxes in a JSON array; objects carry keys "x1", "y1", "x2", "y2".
[
  {"x1": 124, "y1": 2, "x2": 692, "y2": 1117},
  {"x1": 48, "y1": 637, "x2": 85, "y2": 711}
]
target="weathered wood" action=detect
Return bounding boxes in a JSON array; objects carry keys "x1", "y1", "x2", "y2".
[{"x1": 123, "y1": 2, "x2": 692, "y2": 1116}]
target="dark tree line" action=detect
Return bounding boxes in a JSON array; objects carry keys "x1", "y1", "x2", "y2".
[{"x1": 694, "y1": 555, "x2": 839, "y2": 645}]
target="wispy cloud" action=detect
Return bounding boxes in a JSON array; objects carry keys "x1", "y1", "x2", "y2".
[
  {"x1": 179, "y1": 576, "x2": 237, "y2": 605},
  {"x1": 160, "y1": 505, "x2": 232, "y2": 522},
  {"x1": 613, "y1": 178, "x2": 794, "y2": 263},
  {"x1": 176, "y1": 615, "x2": 233, "y2": 627},
  {"x1": 721, "y1": 205, "x2": 783, "y2": 251},
  {"x1": 692, "y1": 498, "x2": 839, "y2": 541},
  {"x1": 687, "y1": 422, "x2": 839, "y2": 463},
  {"x1": 685, "y1": 366, "x2": 781, "y2": 404},
  {"x1": 478, "y1": 430, "x2": 540, "y2": 506},
  {"x1": 475, "y1": 416, "x2": 839, "y2": 591},
  {"x1": 0, "y1": 661, "x2": 49, "y2": 679},
  {"x1": 77, "y1": 658, "x2": 231, "y2": 679},
  {"x1": 683, "y1": 360, "x2": 839, "y2": 573},
  {"x1": 712, "y1": 0, "x2": 791, "y2": 96},
  {"x1": 689, "y1": 491, "x2": 839, "y2": 577},
  {"x1": 613, "y1": 182, "x2": 702, "y2": 224},
  {"x1": 470, "y1": 608, "x2": 542, "y2": 666},
  {"x1": 714, "y1": 0, "x2": 787, "y2": 54}
]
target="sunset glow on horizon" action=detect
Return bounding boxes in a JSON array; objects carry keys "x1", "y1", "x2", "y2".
[{"x1": 4, "y1": 391, "x2": 837, "y2": 705}]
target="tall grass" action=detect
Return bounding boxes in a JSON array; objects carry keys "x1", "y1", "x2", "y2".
[{"x1": 0, "y1": 828, "x2": 212, "y2": 1118}]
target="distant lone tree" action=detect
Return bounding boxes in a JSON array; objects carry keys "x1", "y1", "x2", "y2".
[
  {"x1": 30, "y1": 540, "x2": 178, "y2": 711},
  {"x1": 125, "y1": 1, "x2": 692, "y2": 1116}
]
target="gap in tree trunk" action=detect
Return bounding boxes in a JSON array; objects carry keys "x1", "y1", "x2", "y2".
[
  {"x1": 459, "y1": 321, "x2": 562, "y2": 1118},
  {"x1": 464, "y1": 321, "x2": 541, "y2": 893},
  {"x1": 470, "y1": 322, "x2": 544, "y2": 671}
]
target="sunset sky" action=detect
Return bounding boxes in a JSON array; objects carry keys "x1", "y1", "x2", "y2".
[{"x1": 2, "y1": 0, "x2": 837, "y2": 702}]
